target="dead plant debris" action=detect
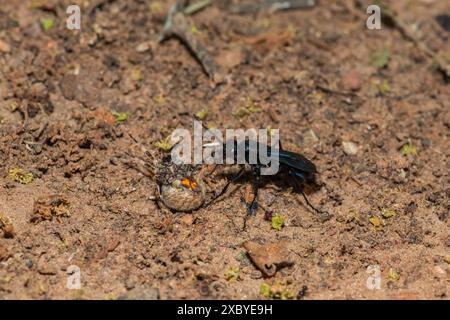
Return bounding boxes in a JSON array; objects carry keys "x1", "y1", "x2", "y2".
[
  {"x1": 243, "y1": 240, "x2": 293, "y2": 277},
  {"x1": 30, "y1": 195, "x2": 71, "y2": 223}
]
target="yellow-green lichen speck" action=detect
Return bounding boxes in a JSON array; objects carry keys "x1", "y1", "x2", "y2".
[
  {"x1": 234, "y1": 251, "x2": 248, "y2": 262},
  {"x1": 41, "y1": 18, "x2": 55, "y2": 31},
  {"x1": 259, "y1": 282, "x2": 294, "y2": 300},
  {"x1": 155, "y1": 136, "x2": 174, "y2": 152},
  {"x1": 259, "y1": 283, "x2": 271, "y2": 298},
  {"x1": 266, "y1": 125, "x2": 275, "y2": 137},
  {"x1": 132, "y1": 68, "x2": 143, "y2": 81},
  {"x1": 190, "y1": 24, "x2": 201, "y2": 35},
  {"x1": 369, "y1": 216, "x2": 383, "y2": 231},
  {"x1": 149, "y1": 2, "x2": 163, "y2": 13},
  {"x1": 271, "y1": 213, "x2": 284, "y2": 231},
  {"x1": 224, "y1": 267, "x2": 240, "y2": 281},
  {"x1": 196, "y1": 108, "x2": 208, "y2": 120},
  {"x1": 370, "y1": 48, "x2": 390, "y2": 69},
  {"x1": 377, "y1": 79, "x2": 391, "y2": 95},
  {"x1": 388, "y1": 268, "x2": 400, "y2": 281},
  {"x1": 232, "y1": 100, "x2": 261, "y2": 119},
  {"x1": 112, "y1": 111, "x2": 128, "y2": 123},
  {"x1": 8, "y1": 168, "x2": 33, "y2": 184},
  {"x1": 401, "y1": 141, "x2": 417, "y2": 156},
  {"x1": 381, "y1": 208, "x2": 396, "y2": 219}
]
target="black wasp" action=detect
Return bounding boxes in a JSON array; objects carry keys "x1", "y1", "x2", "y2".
[{"x1": 203, "y1": 138, "x2": 324, "y2": 216}]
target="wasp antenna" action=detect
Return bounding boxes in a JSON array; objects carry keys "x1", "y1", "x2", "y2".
[{"x1": 193, "y1": 114, "x2": 226, "y2": 145}]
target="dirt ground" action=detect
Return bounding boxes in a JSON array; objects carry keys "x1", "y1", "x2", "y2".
[{"x1": 0, "y1": 0, "x2": 449, "y2": 300}]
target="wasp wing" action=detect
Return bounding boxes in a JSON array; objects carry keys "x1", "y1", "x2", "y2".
[{"x1": 271, "y1": 149, "x2": 317, "y2": 173}]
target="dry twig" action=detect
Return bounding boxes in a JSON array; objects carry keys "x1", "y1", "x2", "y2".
[
  {"x1": 159, "y1": 2, "x2": 223, "y2": 83},
  {"x1": 378, "y1": 1, "x2": 450, "y2": 78}
]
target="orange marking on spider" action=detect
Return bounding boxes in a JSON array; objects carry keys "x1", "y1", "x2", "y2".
[{"x1": 181, "y1": 178, "x2": 199, "y2": 191}]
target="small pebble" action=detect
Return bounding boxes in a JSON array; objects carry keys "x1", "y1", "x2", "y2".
[
  {"x1": 180, "y1": 214, "x2": 194, "y2": 225},
  {"x1": 342, "y1": 141, "x2": 359, "y2": 155},
  {"x1": 342, "y1": 70, "x2": 362, "y2": 91},
  {"x1": 25, "y1": 259, "x2": 33, "y2": 269},
  {"x1": 2, "y1": 224, "x2": 15, "y2": 238},
  {"x1": 0, "y1": 40, "x2": 11, "y2": 53},
  {"x1": 135, "y1": 42, "x2": 151, "y2": 53}
]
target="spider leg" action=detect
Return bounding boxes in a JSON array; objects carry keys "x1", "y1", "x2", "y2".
[{"x1": 206, "y1": 165, "x2": 246, "y2": 205}]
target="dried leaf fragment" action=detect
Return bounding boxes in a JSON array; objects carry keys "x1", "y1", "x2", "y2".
[{"x1": 243, "y1": 240, "x2": 293, "y2": 277}]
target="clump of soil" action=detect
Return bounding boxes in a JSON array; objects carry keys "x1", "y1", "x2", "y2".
[{"x1": 30, "y1": 195, "x2": 71, "y2": 223}]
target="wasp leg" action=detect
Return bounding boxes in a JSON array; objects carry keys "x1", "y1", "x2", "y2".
[
  {"x1": 290, "y1": 171, "x2": 324, "y2": 214},
  {"x1": 246, "y1": 166, "x2": 261, "y2": 215}
]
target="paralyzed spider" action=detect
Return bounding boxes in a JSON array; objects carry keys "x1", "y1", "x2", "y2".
[{"x1": 119, "y1": 133, "x2": 208, "y2": 213}]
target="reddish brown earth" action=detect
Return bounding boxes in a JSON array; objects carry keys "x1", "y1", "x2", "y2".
[{"x1": 0, "y1": 0, "x2": 449, "y2": 299}]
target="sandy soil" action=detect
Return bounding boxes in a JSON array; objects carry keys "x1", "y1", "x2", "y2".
[{"x1": 0, "y1": 0, "x2": 449, "y2": 299}]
